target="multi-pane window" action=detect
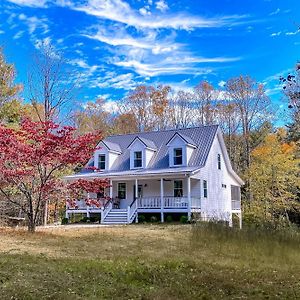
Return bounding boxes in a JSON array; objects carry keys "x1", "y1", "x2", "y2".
[
  {"x1": 118, "y1": 183, "x2": 126, "y2": 199},
  {"x1": 203, "y1": 180, "x2": 208, "y2": 198},
  {"x1": 218, "y1": 154, "x2": 221, "y2": 170},
  {"x1": 98, "y1": 154, "x2": 105, "y2": 170},
  {"x1": 174, "y1": 180, "x2": 183, "y2": 197},
  {"x1": 134, "y1": 151, "x2": 142, "y2": 168},
  {"x1": 231, "y1": 185, "x2": 240, "y2": 201},
  {"x1": 173, "y1": 148, "x2": 183, "y2": 165}
]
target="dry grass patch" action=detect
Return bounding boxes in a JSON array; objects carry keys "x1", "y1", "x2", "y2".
[{"x1": 0, "y1": 224, "x2": 299, "y2": 299}]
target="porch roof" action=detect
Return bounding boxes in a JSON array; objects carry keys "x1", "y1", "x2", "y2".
[{"x1": 64, "y1": 166, "x2": 200, "y2": 181}]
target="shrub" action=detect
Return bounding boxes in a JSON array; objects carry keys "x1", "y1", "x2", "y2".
[
  {"x1": 80, "y1": 217, "x2": 90, "y2": 223},
  {"x1": 138, "y1": 214, "x2": 146, "y2": 223},
  {"x1": 89, "y1": 216, "x2": 100, "y2": 223},
  {"x1": 180, "y1": 215, "x2": 188, "y2": 224},
  {"x1": 61, "y1": 217, "x2": 68, "y2": 225},
  {"x1": 150, "y1": 215, "x2": 158, "y2": 223},
  {"x1": 166, "y1": 215, "x2": 173, "y2": 222}
]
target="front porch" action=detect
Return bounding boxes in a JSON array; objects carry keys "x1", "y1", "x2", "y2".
[{"x1": 66, "y1": 176, "x2": 201, "y2": 224}]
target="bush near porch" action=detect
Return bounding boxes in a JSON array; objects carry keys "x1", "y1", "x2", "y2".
[{"x1": 0, "y1": 224, "x2": 299, "y2": 299}]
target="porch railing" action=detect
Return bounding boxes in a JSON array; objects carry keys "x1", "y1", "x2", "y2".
[
  {"x1": 137, "y1": 196, "x2": 201, "y2": 209},
  {"x1": 231, "y1": 200, "x2": 241, "y2": 210}
]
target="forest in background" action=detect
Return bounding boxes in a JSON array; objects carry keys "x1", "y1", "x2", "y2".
[{"x1": 0, "y1": 44, "x2": 299, "y2": 228}]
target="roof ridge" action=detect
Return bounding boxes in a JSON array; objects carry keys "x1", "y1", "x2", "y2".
[{"x1": 105, "y1": 124, "x2": 219, "y2": 138}]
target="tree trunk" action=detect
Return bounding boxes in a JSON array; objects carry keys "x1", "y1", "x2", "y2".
[{"x1": 27, "y1": 216, "x2": 36, "y2": 232}]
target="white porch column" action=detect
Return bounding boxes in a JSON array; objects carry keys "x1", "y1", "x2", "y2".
[
  {"x1": 135, "y1": 179, "x2": 138, "y2": 200},
  {"x1": 187, "y1": 176, "x2": 191, "y2": 221},
  {"x1": 109, "y1": 179, "x2": 113, "y2": 199},
  {"x1": 160, "y1": 178, "x2": 164, "y2": 222}
]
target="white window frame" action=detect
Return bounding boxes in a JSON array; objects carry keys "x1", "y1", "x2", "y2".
[
  {"x1": 133, "y1": 151, "x2": 143, "y2": 168},
  {"x1": 173, "y1": 148, "x2": 183, "y2": 166},
  {"x1": 98, "y1": 154, "x2": 106, "y2": 170}
]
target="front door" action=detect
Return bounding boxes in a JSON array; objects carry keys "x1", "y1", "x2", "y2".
[{"x1": 133, "y1": 184, "x2": 143, "y2": 200}]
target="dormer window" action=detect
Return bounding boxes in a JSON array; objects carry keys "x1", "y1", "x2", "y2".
[
  {"x1": 98, "y1": 154, "x2": 106, "y2": 170},
  {"x1": 128, "y1": 136, "x2": 157, "y2": 169},
  {"x1": 134, "y1": 151, "x2": 142, "y2": 168},
  {"x1": 167, "y1": 132, "x2": 196, "y2": 167},
  {"x1": 173, "y1": 148, "x2": 183, "y2": 165}
]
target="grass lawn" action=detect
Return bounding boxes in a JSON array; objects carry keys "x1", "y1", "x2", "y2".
[{"x1": 0, "y1": 223, "x2": 299, "y2": 299}]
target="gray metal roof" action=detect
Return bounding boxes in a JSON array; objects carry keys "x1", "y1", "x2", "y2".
[
  {"x1": 86, "y1": 125, "x2": 218, "y2": 174},
  {"x1": 101, "y1": 140, "x2": 122, "y2": 153},
  {"x1": 166, "y1": 132, "x2": 197, "y2": 147},
  {"x1": 127, "y1": 136, "x2": 157, "y2": 150}
]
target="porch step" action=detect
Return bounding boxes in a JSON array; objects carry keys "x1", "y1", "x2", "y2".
[{"x1": 102, "y1": 209, "x2": 129, "y2": 224}]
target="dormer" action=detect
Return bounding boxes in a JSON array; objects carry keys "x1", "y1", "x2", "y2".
[
  {"x1": 128, "y1": 136, "x2": 157, "y2": 169},
  {"x1": 166, "y1": 132, "x2": 196, "y2": 167},
  {"x1": 94, "y1": 140, "x2": 121, "y2": 171}
]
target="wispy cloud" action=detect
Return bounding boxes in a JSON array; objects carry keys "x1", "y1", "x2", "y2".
[
  {"x1": 67, "y1": 0, "x2": 248, "y2": 30},
  {"x1": 6, "y1": 0, "x2": 47, "y2": 8},
  {"x1": 270, "y1": 31, "x2": 281, "y2": 37}
]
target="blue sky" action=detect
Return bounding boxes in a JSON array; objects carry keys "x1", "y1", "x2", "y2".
[{"x1": 0, "y1": 0, "x2": 299, "y2": 112}]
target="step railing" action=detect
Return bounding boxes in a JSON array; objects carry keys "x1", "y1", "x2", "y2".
[
  {"x1": 127, "y1": 198, "x2": 138, "y2": 223},
  {"x1": 101, "y1": 200, "x2": 113, "y2": 222}
]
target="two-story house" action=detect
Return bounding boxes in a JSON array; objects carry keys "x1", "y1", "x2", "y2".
[{"x1": 64, "y1": 125, "x2": 243, "y2": 226}]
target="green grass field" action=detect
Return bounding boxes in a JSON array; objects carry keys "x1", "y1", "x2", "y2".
[{"x1": 0, "y1": 223, "x2": 299, "y2": 299}]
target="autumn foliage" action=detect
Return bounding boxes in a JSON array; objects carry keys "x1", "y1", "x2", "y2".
[{"x1": 0, "y1": 118, "x2": 102, "y2": 231}]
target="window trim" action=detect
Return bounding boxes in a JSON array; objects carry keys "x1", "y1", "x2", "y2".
[
  {"x1": 118, "y1": 183, "x2": 126, "y2": 199},
  {"x1": 98, "y1": 154, "x2": 106, "y2": 170},
  {"x1": 173, "y1": 148, "x2": 183, "y2": 166},
  {"x1": 174, "y1": 180, "x2": 183, "y2": 197},
  {"x1": 203, "y1": 180, "x2": 208, "y2": 198},
  {"x1": 217, "y1": 154, "x2": 221, "y2": 170},
  {"x1": 133, "y1": 151, "x2": 143, "y2": 168}
]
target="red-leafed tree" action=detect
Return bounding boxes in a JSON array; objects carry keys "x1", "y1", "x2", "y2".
[{"x1": 0, "y1": 118, "x2": 104, "y2": 232}]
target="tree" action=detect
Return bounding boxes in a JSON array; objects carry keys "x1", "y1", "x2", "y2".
[
  {"x1": 169, "y1": 90, "x2": 194, "y2": 128},
  {"x1": 0, "y1": 118, "x2": 102, "y2": 232},
  {"x1": 28, "y1": 43, "x2": 75, "y2": 122},
  {"x1": 216, "y1": 102, "x2": 242, "y2": 171},
  {"x1": 226, "y1": 76, "x2": 271, "y2": 171},
  {"x1": 73, "y1": 98, "x2": 112, "y2": 136},
  {"x1": 0, "y1": 48, "x2": 22, "y2": 107},
  {"x1": 245, "y1": 131, "x2": 300, "y2": 225},
  {"x1": 112, "y1": 112, "x2": 138, "y2": 135},
  {"x1": 194, "y1": 81, "x2": 217, "y2": 125},
  {"x1": 280, "y1": 64, "x2": 300, "y2": 144}
]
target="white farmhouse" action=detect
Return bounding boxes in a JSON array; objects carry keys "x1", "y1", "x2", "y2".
[{"x1": 65, "y1": 125, "x2": 243, "y2": 226}]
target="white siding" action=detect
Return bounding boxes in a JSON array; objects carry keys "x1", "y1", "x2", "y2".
[{"x1": 192, "y1": 133, "x2": 241, "y2": 220}]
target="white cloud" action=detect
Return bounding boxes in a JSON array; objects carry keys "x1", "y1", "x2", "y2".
[
  {"x1": 270, "y1": 31, "x2": 281, "y2": 37},
  {"x1": 67, "y1": 0, "x2": 248, "y2": 30},
  {"x1": 155, "y1": 0, "x2": 169, "y2": 12},
  {"x1": 89, "y1": 72, "x2": 138, "y2": 90},
  {"x1": 139, "y1": 7, "x2": 151, "y2": 16},
  {"x1": 6, "y1": 0, "x2": 48, "y2": 7},
  {"x1": 13, "y1": 30, "x2": 24, "y2": 39},
  {"x1": 103, "y1": 100, "x2": 119, "y2": 113},
  {"x1": 218, "y1": 80, "x2": 226, "y2": 88},
  {"x1": 113, "y1": 59, "x2": 213, "y2": 77},
  {"x1": 286, "y1": 30, "x2": 300, "y2": 36},
  {"x1": 18, "y1": 13, "x2": 49, "y2": 35},
  {"x1": 269, "y1": 8, "x2": 280, "y2": 16}
]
